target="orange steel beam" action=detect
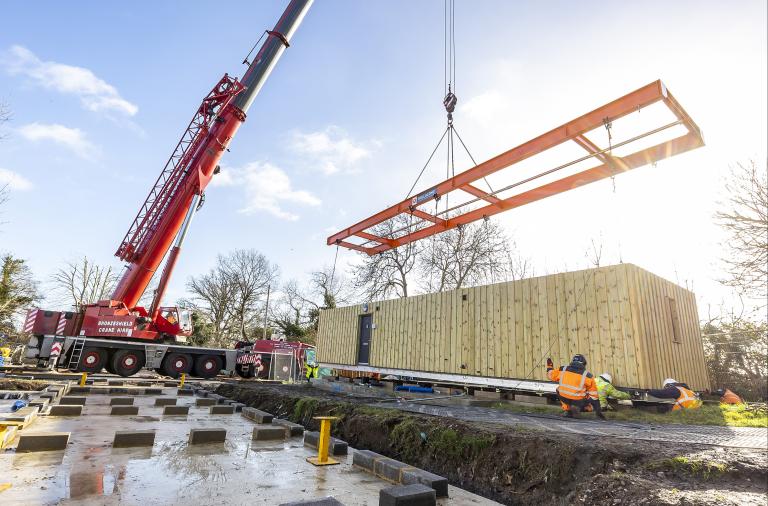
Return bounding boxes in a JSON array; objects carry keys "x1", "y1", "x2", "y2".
[{"x1": 328, "y1": 80, "x2": 704, "y2": 255}]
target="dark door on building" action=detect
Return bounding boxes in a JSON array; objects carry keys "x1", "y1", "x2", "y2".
[{"x1": 357, "y1": 314, "x2": 372, "y2": 364}]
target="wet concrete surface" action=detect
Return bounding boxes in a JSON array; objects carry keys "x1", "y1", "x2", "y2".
[{"x1": 0, "y1": 388, "x2": 497, "y2": 505}]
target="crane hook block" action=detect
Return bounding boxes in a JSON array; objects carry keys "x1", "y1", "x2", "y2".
[{"x1": 443, "y1": 92, "x2": 458, "y2": 115}]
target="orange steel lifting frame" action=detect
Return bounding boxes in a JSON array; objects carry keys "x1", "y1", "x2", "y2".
[{"x1": 327, "y1": 80, "x2": 704, "y2": 255}]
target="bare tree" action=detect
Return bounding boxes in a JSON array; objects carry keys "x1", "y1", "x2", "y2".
[
  {"x1": 187, "y1": 249, "x2": 278, "y2": 343},
  {"x1": 51, "y1": 256, "x2": 118, "y2": 310},
  {"x1": 351, "y1": 215, "x2": 419, "y2": 299},
  {"x1": 270, "y1": 279, "x2": 309, "y2": 339},
  {"x1": 420, "y1": 217, "x2": 510, "y2": 291},
  {"x1": 716, "y1": 160, "x2": 768, "y2": 307},
  {"x1": 0, "y1": 101, "x2": 10, "y2": 141},
  {"x1": 0, "y1": 254, "x2": 41, "y2": 334},
  {"x1": 506, "y1": 245, "x2": 534, "y2": 281},
  {"x1": 585, "y1": 238, "x2": 603, "y2": 268}
]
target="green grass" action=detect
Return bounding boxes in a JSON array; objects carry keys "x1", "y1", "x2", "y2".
[
  {"x1": 491, "y1": 401, "x2": 768, "y2": 427},
  {"x1": 647, "y1": 456, "x2": 730, "y2": 480}
]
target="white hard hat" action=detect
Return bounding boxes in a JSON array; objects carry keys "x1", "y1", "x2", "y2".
[
  {"x1": 663, "y1": 378, "x2": 677, "y2": 387},
  {"x1": 600, "y1": 373, "x2": 612, "y2": 383}
]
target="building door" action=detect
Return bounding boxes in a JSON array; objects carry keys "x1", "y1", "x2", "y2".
[{"x1": 357, "y1": 314, "x2": 372, "y2": 364}]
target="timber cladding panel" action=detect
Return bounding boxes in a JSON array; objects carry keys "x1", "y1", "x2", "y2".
[{"x1": 317, "y1": 264, "x2": 709, "y2": 390}]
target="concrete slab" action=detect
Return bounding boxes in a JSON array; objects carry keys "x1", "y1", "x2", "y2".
[
  {"x1": 242, "y1": 407, "x2": 273, "y2": 424},
  {"x1": 69, "y1": 386, "x2": 91, "y2": 394},
  {"x1": 111, "y1": 406, "x2": 139, "y2": 416},
  {"x1": 0, "y1": 393, "x2": 495, "y2": 505},
  {"x1": 163, "y1": 406, "x2": 190, "y2": 416},
  {"x1": 252, "y1": 425, "x2": 286, "y2": 441},
  {"x1": 401, "y1": 469, "x2": 449, "y2": 497},
  {"x1": 48, "y1": 405, "x2": 83, "y2": 416},
  {"x1": 196, "y1": 398, "x2": 216, "y2": 407},
  {"x1": 188, "y1": 428, "x2": 226, "y2": 444},
  {"x1": 210, "y1": 405, "x2": 235, "y2": 415},
  {"x1": 304, "y1": 431, "x2": 348, "y2": 456},
  {"x1": 279, "y1": 497, "x2": 345, "y2": 506},
  {"x1": 231, "y1": 402, "x2": 246, "y2": 412},
  {"x1": 16, "y1": 432, "x2": 70, "y2": 452},
  {"x1": 143, "y1": 388, "x2": 163, "y2": 395},
  {"x1": 273, "y1": 418, "x2": 305, "y2": 437},
  {"x1": 109, "y1": 387, "x2": 131, "y2": 394},
  {"x1": 110, "y1": 397, "x2": 135, "y2": 406},
  {"x1": 163, "y1": 381, "x2": 178, "y2": 387},
  {"x1": 154, "y1": 397, "x2": 177, "y2": 406},
  {"x1": 59, "y1": 396, "x2": 86, "y2": 405},
  {"x1": 113, "y1": 430, "x2": 156, "y2": 448},
  {"x1": 379, "y1": 484, "x2": 436, "y2": 505},
  {"x1": 374, "y1": 457, "x2": 414, "y2": 483},
  {"x1": 177, "y1": 389, "x2": 194, "y2": 396}
]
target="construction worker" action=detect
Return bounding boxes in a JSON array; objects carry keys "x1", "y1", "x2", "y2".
[
  {"x1": 547, "y1": 354, "x2": 605, "y2": 419},
  {"x1": 648, "y1": 378, "x2": 702, "y2": 413},
  {"x1": 304, "y1": 350, "x2": 319, "y2": 382},
  {"x1": 717, "y1": 388, "x2": 744, "y2": 405},
  {"x1": 596, "y1": 373, "x2": 631, "y2": 410}
]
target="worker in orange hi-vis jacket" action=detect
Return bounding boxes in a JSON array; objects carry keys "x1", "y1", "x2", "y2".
[
  {"x1": 547, "y1": 354, "x2": 606, "y2": 420},
  {"x1": 717, "y1": 388, "x2": 743, "y2": 405}
]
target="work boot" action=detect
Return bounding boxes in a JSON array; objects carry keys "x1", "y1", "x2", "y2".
[
  {"x1": 596, "y1": 411, "x2": 606, "y2": 420},
  {"x1": 563, "y1": 410, "x2": 574, "y2": 418},
  {"x1": 569, "y1": 405, "x2": 581, "y2": 418}
]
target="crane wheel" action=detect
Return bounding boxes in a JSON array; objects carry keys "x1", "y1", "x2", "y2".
[
  {"x1": 111, "y1": 349, "x2": 146, "y2": 377},
  {"x1": 193, "y1": 355, "x2": 222, "y2": 379},
  {"x1": 161, "y1": 352, "x2": 193, "y2": 378},
  {"x1": 77, "y1": 347, "x2": 107, "y2": 373}
]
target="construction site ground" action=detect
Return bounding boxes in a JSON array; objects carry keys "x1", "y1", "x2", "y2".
[
  {"x1": 213, "y1": 379, "x2": 768, "y2": 506},
  {"x1": 0, "y1": 376, "x2": 494, "y2": 505}
]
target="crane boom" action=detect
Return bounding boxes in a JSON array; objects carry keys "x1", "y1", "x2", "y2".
[{"x1": 112, "y1": 0, "x2": 313, "y2": 312}]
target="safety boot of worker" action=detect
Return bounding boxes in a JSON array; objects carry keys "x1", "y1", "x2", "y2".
[
  {"x1": 596, "y1": 410, "x2": 606, "y2": 421},
  {"x1": 566, "y1": 405, "x2": 581, "y2": 419}
]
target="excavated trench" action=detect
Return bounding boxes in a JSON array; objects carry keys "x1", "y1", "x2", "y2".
[{"x1": 217, "y1": 383, "x2": 767, "y2": 505}]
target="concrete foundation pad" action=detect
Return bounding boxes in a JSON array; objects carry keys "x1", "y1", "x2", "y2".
[
  {"x1": 110, "y1": 397, "x2": 135, "y2": 406},
  {"x1": 154, "y1": 398, "x2": 177, "y2": 406},
  {"x1": 303, "y1": 431, "x2": 348, "y2": 456},
  {"x1": 16, "y1": 432, "x2": 70, "y2": 452},
  {"x1": 273, "y1": 418, "x2": 304, "y2": 437},
  {"x1": 231, "y1": 402, "x2": 246, "y2": 412},
  {"x1": 136, "y1": 381, "x2": 152, "y2": 387},
  {"x1": 252, "y1": 425, "x2": 286, "y2": 441},
  {"x1": 109, "y1": 387, "x2": 132, "y2": 395},
  {"x1": 188, "y1": 428, "x2": 226, "y2": 444},
  {"x1": 48, "y1": 405, "x2": 82, "y2": 416},
  {"x1": 59, "y1": 396, "x2": 86, "y2": 405},
  {"x1": 242, "y1": 407, "x2": 274, "y2": 424},
  {"x1": 401, "y1": 469, "x2": 449, "y2": 497},
  {"x1": 379, "y1": 484, "x2": 436, "y2": 506},
  {"x1": 177, "y1": 389, "x2": 194, "y2": 396},
  {"x1": 69, "y1": 386, "x2": 90, "y2": 394},
  {"x1": 163, "y1": 382, "x2": 177, "y2": 387},
  {"x1": 279, "y1": 497, "x2": 345, "y2": 506},
  {"x1": 28, "y1": 398, "x2": 51, "y2": 410},
  {"x1": 210, "y1": 405, "x2": 234, "y2": 415},
  {"x1": 196, "y1": 398, "x2": 216, "y2": 407},
  {"x1": 163, "y1": 406, "x2": 189, "y2": 415},
  {"x1": 108, "y1": 380, "x2": 124, "y2": 386},
  {"x1": 110, "y1": 406, "x2": 139, "y2": 416},
  {"x1": 374, "y1": 458, "x2": 414, "y2": 483},
  {"x1": 143, "y1": 388, "x2": 163, "y2": 395},
  {"x1": 113, "y1": 430, "x2": 156, "y2": 448},
  {"x1": 352, "y1": 449, "x2": 384, "y2": 472}
]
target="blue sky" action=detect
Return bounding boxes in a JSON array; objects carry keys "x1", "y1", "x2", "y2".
[{"x1": 1, "y1": 1, "x2": 766, "y2": 315}]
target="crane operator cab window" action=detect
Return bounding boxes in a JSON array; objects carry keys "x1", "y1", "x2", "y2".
[{"x1": 159, "y1": 308, "x2": 193, "y2": 335}]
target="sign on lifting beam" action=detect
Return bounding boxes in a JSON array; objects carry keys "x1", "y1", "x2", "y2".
[{"x1": 327, "y1": 80, "x2": 704, "y2": 255}]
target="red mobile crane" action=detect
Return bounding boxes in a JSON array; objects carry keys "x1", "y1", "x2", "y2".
[{"x1": 23, "y1": 0, "x2": 313, "y2": 378}]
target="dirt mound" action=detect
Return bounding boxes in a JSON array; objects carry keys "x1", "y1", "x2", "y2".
[
  {"x1": 217, "y1": 383, "x2": 767, "y2": 505},
  {"x1": 0, "y1": 378, "x2": 50, "y2": 391}
]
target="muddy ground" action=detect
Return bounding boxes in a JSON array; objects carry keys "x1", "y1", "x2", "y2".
[{"x1": 217, "y1": 382, "x2": 767, "y2": 506}]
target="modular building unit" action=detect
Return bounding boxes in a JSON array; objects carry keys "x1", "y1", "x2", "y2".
[{"x1": 317, "y1": 264, "x2": 709, "y2": 390}]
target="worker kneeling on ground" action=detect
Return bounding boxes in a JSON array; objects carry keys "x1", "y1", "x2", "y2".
[
  {"x1": 547, "y1": 354, "x2": 605, "y2": 420},
  {"x1": 717, "y1": 388, "x2": 743, "y2": 405},
  {"x1": 596, "y1": 373, "x2": 631, "y2": 410},
  {"x1": 648, "y1": 378, "x2": 701, "y2": 413}
]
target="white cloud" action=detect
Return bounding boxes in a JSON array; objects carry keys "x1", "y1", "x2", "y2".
[
  {"x1": 214, "y1": 162, "x2": 320, "y2": 221},
  {"x1": 291, "y1": 126, "x2": 373, "y2": 175},
  {"x1": 3, "y1": 45, "x2": 138, "y2": 116},
  {"x1": 0, "y1": 168, "x2": 32, "y2": 190},
  {"x1": 18, "y1": 122, "x2": 98, "y2": 159}
]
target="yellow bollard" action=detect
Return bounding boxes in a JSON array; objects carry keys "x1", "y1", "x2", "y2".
[
  {"x1": 179, "y1": 373, "x2": 186, "y2": 389},
  {"x1": 306, "y1": 416, "x2": 340, "y2": 466},
  {"x1": 79, "y1": 372, "x2": 87, "y2": 387}
]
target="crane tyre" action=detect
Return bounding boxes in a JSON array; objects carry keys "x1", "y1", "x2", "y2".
[
  {"x1": 161, "y1": 352, "x2": 193, "y2": 378},
  {"x1": 112, "y1": 349, "x2": 146, "y2": 377},
  {"x1": 104, "y1": 354, "x2": 116, "y2": 375},
  {"x1": 77, "y1": 347, "x2": 107, "y2": 374},
  {"x1": 193, "y1": 355, "x2": 222, "y2": 378}
]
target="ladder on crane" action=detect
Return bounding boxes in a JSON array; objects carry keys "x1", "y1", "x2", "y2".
[{"x1": 67, "y1": 338, "x2": 86, "y2": 371}]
